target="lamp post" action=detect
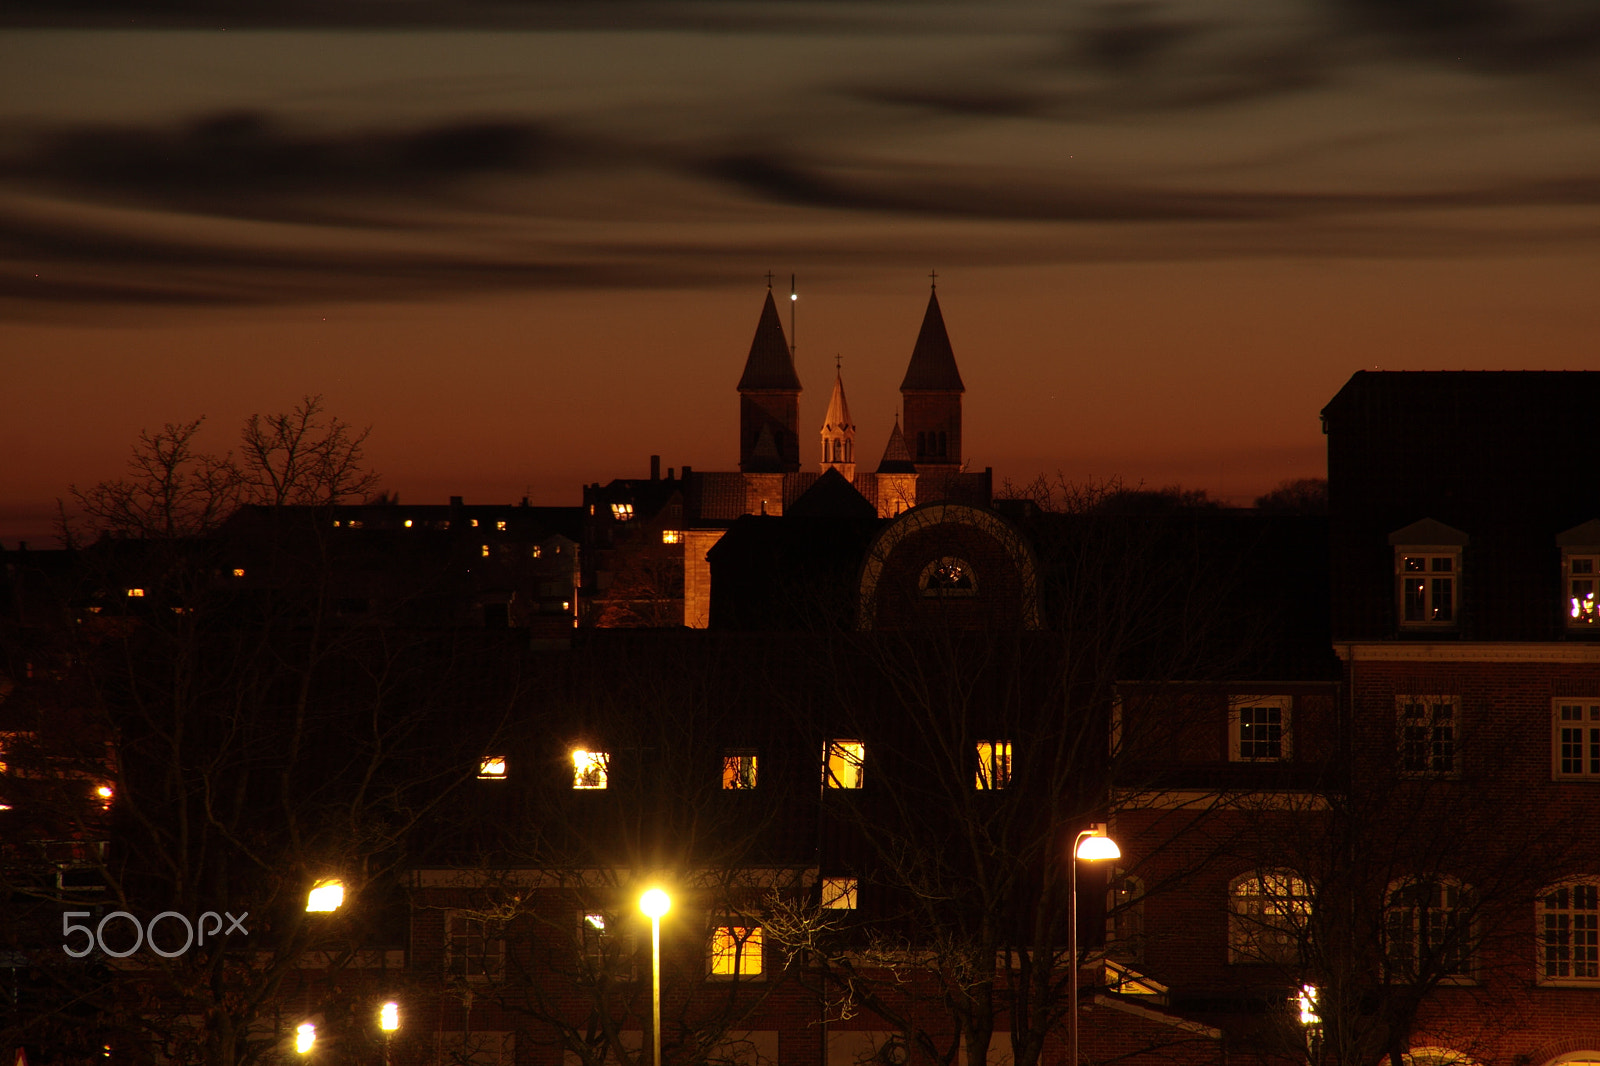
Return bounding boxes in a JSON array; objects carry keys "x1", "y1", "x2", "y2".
[
  {"x1": 639, "y1": 888, "x2": 672, "y2": 1066},
  {"x1": 1069, "y1": 823, "x2": 1120, "y2": 1066}
]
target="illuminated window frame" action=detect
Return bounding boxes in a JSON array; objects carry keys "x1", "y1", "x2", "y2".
[
  {"x1": 1553, "y1": 702, "x2": 1600, "y2": 780},
  {"x1": 1397, "y1": 696, "x2": 1460, "y2": 777},
  {"x1": 1231, "y1": 697, "x2": 1292, "y2": 762},
  {"x1": 820, "y1": 877, "x2": 858, "y2": 911},
  {"x1": 975, "y1": 740, "x2": 1012, "y2": 789},
  {"x1": 1539, "y1": 880, "x2": 1600, "y2": 985},
  {"x1": 722, "y1": 749, "x2": 758, "y2": 790},
  {"x1": 708, "y1": 924, "x2": 764, "y2": 978},
  {"x1": 478, "y1": 756, "x2": 508, "y2": 781},
  {"x1": 918, "y1": 556, "x2": 977, "y2": 598},
  {"x1": 572, "y1": 749, "x2": 610, "y2": 790},
  {"x1": 611, "y1": 503, "x2": 634, "y2": 521},
  {"x1": 823, "y1": 740, "x2": 864, "y2": 790},
  {"x1": 1566, "y1": 553, "x2": 1600, "y2": 628},
  {"x1": 1228, "y1": 869, "x2": 1312, "y2": 965},
  {"x1": 662, "y1": 530, "x2": 683, "y2": 545}
]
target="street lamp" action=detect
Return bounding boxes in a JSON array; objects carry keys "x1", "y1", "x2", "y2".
[
  {"x1": 639, "y1": 887, "x2": 672, "y2": 1066},
  {"x1": 1070, "y1": 823, "x2": 1121, "y2": 1066},
  {"x1": 306, "y1": 879, "x2": 345, "y2": 913},
  {"x1": 295, "y1": 1022, "x2": 316, "y2": 1056},
  {"x1": 379, "y1": 1001, "x2": 400, "y2": 1066}
]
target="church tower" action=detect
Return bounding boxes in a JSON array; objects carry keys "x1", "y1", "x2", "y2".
[
  {"x1": 899, "y1": 286, "x2": 965, "y2": 473},
  {"x1": 819, "y1": 365, "x2": 856, "y2": 482},
  {"x1": 874, "y1": 415, "x2": 918, "y2": 518},
  {"x1": 738, "y1": 289, "x2": 803, "y2": 473}
]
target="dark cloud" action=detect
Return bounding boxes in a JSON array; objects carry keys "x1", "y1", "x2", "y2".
[
  {"x1": 1328, "y1": 0, "x2": 1600, "y2": 72},
  {"x1": 3, "y1": 112, "x2": 563, "y2": 225}
]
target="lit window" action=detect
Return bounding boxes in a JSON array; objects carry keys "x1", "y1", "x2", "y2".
[
  {"x1": 531, "y1": 545, "x2": 542, "y2": 558},
  {"x1": 1567, "y1": 554, "x2": 1600, "y2": 626},
  {"x1": 572, "y1": 749, "x2": 610, "y2": 789},
  {"x1": 481, "y1": 544, "x2": 490, "y2": 558},
  {"x1": 1540, "y1": 881, "x2": 1600, "y2": 984},
  {"x1": 232, "y1": 568, "x2": 245, "y2": 578},
  {"x1": 1386, "y1": 880, "x2": 1474, "y2": 981},
  {"x1": 1232, "y1": 697, "x2": 1291, "y2": 761},
  {"x1": 824, "y1": 740, "x2": 864, "y2": 789},
  {"x1": 347, "y1": 519, "x2": 362, "y2": 529},
  {"x1": 975, "y1": 740, "x2": 1012, "y2": 789},
  {"x1": 1229, "y1": 870, "x2": 1312, "y2": 965},
  {"x1": 1398, "y1": 697, "x2": 1459, "y2": 777},
  {"x1": 478, "y1": 756, "x2": 508, "y2": 780},
  {"x1": 1554, "y1": 702, "x2": 1600, "y2": 779},
  {"x1": 404, "y1": 519, "x2": 414, "y2": 528},
  {"x1": 126, "y1": 588, "x2": 145, "y2": 598},
  {"x1": 919, "y1": 556, "x2": 977, "y2": 597},
  {"x1": 709, "y1": 925, "x2": 763, "y2": 977},
  {"x1": 662, "y1": 530, "x2": 683, "y2": 544},
  {"x1": 722, "y1": 749, "x2": 758, "y2": 789},
  {"x1": 496, "y1": 520, "x2": 507, "y2": 531},
  {"x1": 821, "y1": 877, "x2": 858, "y2": 910},
  {"x1": 611, "y1": 503, "x2": 634, "y2": 521},
  {"x1": 447, "y1": 912, "x2": 504, "y2": 977},
  {"x1": 580, "y1": 911, "x2": 634, "y2": 977}
]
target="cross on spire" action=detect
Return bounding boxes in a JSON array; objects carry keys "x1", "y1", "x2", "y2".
[
  {"x1": 764, "y1": 271, "x2": 775, "y2": 289},
  {"x1": 835, "y1": 353, "x2": 842, "y2": 372},
  {"x1": 929, "y1": 269, "x2": 938, "y2": 290}
]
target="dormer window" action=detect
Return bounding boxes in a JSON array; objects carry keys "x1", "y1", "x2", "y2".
[
  {"x1": 1389, "y1": 519, "x2": 1468, "y2": 630},
  {"x1": 611, "y1": 503, "x2": 634, "y2": 521},
  {"x1": 1558, "y1": 523, "x2": 1600, "y2": 630}
]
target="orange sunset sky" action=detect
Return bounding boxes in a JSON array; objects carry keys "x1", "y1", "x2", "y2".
[{"x1": 3, "y1": 1, "x2": 1599, "y2": 546}]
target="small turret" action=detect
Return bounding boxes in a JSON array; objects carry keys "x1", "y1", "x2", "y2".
[{"x1": 820, "y1": 365, "x2": 857, "y2": 482}]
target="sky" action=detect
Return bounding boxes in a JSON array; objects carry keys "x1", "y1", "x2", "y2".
[{"x1": 3, "y1": 0, "x2": 1599, "y2": 546}]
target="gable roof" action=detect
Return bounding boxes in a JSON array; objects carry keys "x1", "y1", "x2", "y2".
[
  {"x1": 737, "y1": 290, "x2": 801, "y2": 392},
  {"x1": 789, "y1": 467, "x2": 876, "y2": 519},
  {"x1": 899, "y1": 290, "x2": 964, "y2": 392}
]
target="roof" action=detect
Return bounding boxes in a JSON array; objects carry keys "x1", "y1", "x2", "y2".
[
  {"x1": 876, "y1": 418, "x2": 916, "y2": 474},
  {"x1": 789, "y1": 468, "x2": 876, "y2": 520},
  {"x1": 737, "y1": 290, "x2": 801, "y2": 392},
  {"x1": 899, "y1": 290, "x2": 964, "y2": 392}
]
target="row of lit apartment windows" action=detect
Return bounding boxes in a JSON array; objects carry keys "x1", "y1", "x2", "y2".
[
  {"x1": 332, "y1": 518, "x2": 512, "y2": 531},
  {"x1": 1224, "y1": 870, "x2": 1600, "y2": 986},
  {"x1": 1394, "y1": 548, "x2": 1600, "y2": 629},
  {"x1": 476, "y1": 743, "x2": 1016, "y2": 791}
]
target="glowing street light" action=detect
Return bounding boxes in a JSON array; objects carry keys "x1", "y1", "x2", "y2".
[
  {"x1": 639, "y1": 888, "x2": 672, "y2": 1066},
  {"x1": 1070, "y1": 824, "x2": 1121, "y2": 1066},
  {"x1": 305, "y1": 879, "x2": 345, "y2": 913},
  {"x1": 379, "y1": 1001, "x2": 400, "y2": 1066},
  {"x1": 295, "y1": 1022, "x2": 316, "y2": 1056}
]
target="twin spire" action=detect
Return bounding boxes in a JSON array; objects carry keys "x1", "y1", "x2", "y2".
[{"x1": 736, "y1": 280, "x2": 962, "y2": 482}]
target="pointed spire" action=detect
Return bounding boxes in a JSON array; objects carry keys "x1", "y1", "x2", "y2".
[
  {"x1": 739, "y1": 290, "x2": 801, "y2": 392},
  {"x1": 822, "y1": 371, "x2": 854, "y2": 435},
  {"x1": 899, "y1": 290, "x2": 965, "y2": 392},
  {"x1": 877, "y1": 415, "x2": 917, "y2": 474}
]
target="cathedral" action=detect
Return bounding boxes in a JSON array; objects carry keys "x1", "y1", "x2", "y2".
[{"x1": 582, "y1": 283, "x2": 992, "y2": 627}]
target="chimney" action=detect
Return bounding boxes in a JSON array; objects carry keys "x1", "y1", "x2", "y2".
[{"x1": 650, "y1": 455, "x2": 661, "y2": 481}]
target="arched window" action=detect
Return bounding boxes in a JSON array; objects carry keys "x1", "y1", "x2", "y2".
[
  {"x1": 1229, "y1": 870, "x2": 1312, "y2": 965},
  {"x1": 1403, "y1": 1049, "x2": 1482, "y2": 1066},
  {"x1": 919, "y1": 557, "x2": 977, "y2": 598},
  {"x1": 1539, "y1": 880, "x2": 1600, "y2": 984},
  {"x1": 1385, "y1": 879, "x2": 1475, "y2": 981}
]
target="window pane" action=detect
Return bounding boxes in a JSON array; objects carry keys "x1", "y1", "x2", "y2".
[
  {"x1": 825, "y1": 741, "x2": 864, "y2": 789},
  {"x1": 975, "y1": 740, "x2": 1012, "y2": 789},
  {"x1": 573, "y1": 749, "x2": 610, "y2": 789},
  {"x1": 723, "y1": 750, "x2": 758, "y2": 790},
  {"x1": 710, "y1": 926, "x2": 763, "y2": 976}
]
